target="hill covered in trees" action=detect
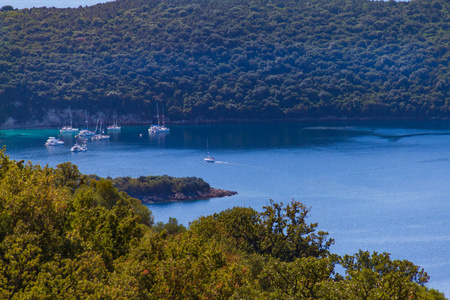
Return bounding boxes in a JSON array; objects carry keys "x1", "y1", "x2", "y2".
[
  {"x1": 0, "y1": 148, "x2": 446, "y2": 298},
  {"x1": 0, "y1": 0, "x2": 449, "y2": 127}
]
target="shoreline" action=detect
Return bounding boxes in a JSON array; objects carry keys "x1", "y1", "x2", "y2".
[{"x1": 1, "y1": 116, "x2": 450, "y2": 130}]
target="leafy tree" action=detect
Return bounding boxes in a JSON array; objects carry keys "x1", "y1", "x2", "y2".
[
  {"x1": 152, "y1": 217, "x2": 187, "y2": 235},
  {"x1": 54, "y1": 162, "x2": 88, "y2": 192},
  {"x1": 190, "y1": 199, "x2": 334, "y2": 261},
  {"x1": 323, "y1": 250, "x2": 436, "y2": 300},
  {"x1": 260, "y1": 200, "x2": 334, "y2": 261},
  {"x1": 259, "y1": 256, "x2": 335, "y2": 299}
]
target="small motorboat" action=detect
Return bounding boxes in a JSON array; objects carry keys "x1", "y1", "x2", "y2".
[
  {"x1": 79, "y1": 129, "x2": 95, "y2": 137},
  {"x1": 60, "y1": 126, "x2": 79, "y2": 134},
  {"x1": 148, "y1": 124, "x2": 170, "y2": 134},
  {"x1": 92, "y1": 134, "x2": 110, "y2": 141},
  {"x1": 107, "y1": 124, "x2": 121, "y2": 132},
  {"x1": 71, "y1": 143, "x2": 87, "y2": 152},
  {"x1": 45, "y1": 137, "x2": 64, "y2": 146}
]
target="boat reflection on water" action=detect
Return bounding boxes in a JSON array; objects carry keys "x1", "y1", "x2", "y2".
[{"x1": 148, "y1": 130, "x2": 169, "y2": 146}]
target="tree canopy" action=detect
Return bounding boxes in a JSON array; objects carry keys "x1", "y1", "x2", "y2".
[{"x1": 0, "y1": 0, "x2": 448, "y2": 126}]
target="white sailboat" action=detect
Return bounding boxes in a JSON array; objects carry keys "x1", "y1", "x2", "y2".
[
  {"x1": 204, "y1": 138, "x2": 215, "y2": 163},
  {"x1": 149, "y1": 105, "x2": 170, "y2": 134},
  {"x1": 107, "y1": 111, "x2": 121, "y2": 131},
  {"x1": 78, "y1": 111, "x2": 95, "y2": 137},
  {"x1": 92, "y1": 121, "x2": 110, "y2": 140},
  {"x1": 60, "y1": 106, "x2": 79, "y2": 133}
]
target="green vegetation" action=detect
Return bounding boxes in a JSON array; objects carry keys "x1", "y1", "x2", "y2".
[
  {"x1": 0, "y1": 0, "x2": 449, "y2": 125},
  {"x1": 109, "y1": 175, "x2": 210, "y2": 200},
  {"x1": 0, "y1": 148, "x2": 446, "y2": 298}
]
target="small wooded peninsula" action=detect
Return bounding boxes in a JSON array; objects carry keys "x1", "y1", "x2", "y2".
[
  {"x1": 0, "y1": 148, "x2": 446, "y2": 298},
  {"x1": 95, "y1": 174, "x2": 237, "y2": 203},
  {"x1": 0, "y1": 0, "x2": 449, "y2": 127}
]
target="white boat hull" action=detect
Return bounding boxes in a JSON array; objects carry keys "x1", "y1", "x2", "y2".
[
  {"x1": 79, "y1": 130, "x2": 95, "y2": 137},
  {"x1": 107, "y1": 126, "x2": 121, "y2": 132},
  {"x1": 204, "y1": 156, "x2": 215, "y2": 163},
  {"x1": 71, "y1": 144, "x2": 87, "y2": 152},
  {"x1": 148, "y1": 125, "x2": 170, "y2": 134},
  {"x1": 45, "y1": 137, "x2": 64, "y2": 146},
  {"x1": 60, "y1": 127, "x2": 79, "y2": 134}
]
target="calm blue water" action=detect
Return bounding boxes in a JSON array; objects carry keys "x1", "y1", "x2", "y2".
[{"x1": 1, "y1": 122, "x2": 449, "y2": 296}]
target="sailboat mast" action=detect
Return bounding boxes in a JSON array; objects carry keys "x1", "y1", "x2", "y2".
[
  {"x1": 162, "y1": 107, "x2": 165, "y2": 126},
  {"x1": 156, "y1": 104, "x2": 160, "y2": 126},
  {"x1": 94, "y1": 119, "x2": 99, "y2": 133},
  {"x1": 69, "y1": 106, "x2": 73, "y2": 127}
]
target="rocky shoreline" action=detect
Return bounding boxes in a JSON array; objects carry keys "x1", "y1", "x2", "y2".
[
  {"x1": 137, "y1": 188, "x2": 238, "y2": 204},
  {"x1": 0, "y1": 109, "x2": 446, "y2": 130}
]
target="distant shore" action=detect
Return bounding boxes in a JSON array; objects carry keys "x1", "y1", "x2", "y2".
[{"x1": 1, "y1": 115, "x2": 448, "y2": 130}]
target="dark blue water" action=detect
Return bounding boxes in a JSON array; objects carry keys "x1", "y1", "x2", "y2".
[{"x1": 1, "y1": 122, "x2": 449, "y2": 296}]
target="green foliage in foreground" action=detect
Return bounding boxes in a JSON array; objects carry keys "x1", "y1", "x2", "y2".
[
  {"x1": 0, "y1": 0, "x2": 449, "y2": 125},
  {"x1": 0, "y1": 148, "x2": 446, "y2": 299}
]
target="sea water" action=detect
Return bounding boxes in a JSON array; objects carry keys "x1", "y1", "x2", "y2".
[{"x1": 1, "y1": 121, "x2": 449, "y2": 296}]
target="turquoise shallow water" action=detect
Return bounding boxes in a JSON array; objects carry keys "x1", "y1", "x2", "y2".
[{"x1": 1, "y1": 121, "x2": 449, "y2": 296}]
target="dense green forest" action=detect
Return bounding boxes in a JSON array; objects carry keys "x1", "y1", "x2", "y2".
[
  {"x1": 0, "y1": 148, "x2": 446, "y2": 298},
  {"x1": 0, "y1": 0, "x2": 448, "y2": 126}
]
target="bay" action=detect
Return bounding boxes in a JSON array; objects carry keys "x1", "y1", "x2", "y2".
[{"x1": 0, "y1": 121, "x2": 449, "y2": 296}]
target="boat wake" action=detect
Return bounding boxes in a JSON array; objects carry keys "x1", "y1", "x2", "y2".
[
  {"x1": 213, "y1": 161, "x2": 233, "y2": 164},
  {"x1": 306, "y1": 126, "x2": 450, "y2": 141},
  {"x1": 305, "y1": 126, "x2": 372, "y2": 133},
  {"x1": 212, "y1": 161, "x2": 266, "y2": 170},
  {"x1": 372, "y1": 131, "x2": 450, "y2": 141}
]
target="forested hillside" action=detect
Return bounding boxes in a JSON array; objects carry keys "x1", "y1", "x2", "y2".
[
  {"x1": 0, "y1": 149, "x2": 446, "y2": 298},
  {"x1": 0, "y1": 0, "x2": 448, "y2": 126}
]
